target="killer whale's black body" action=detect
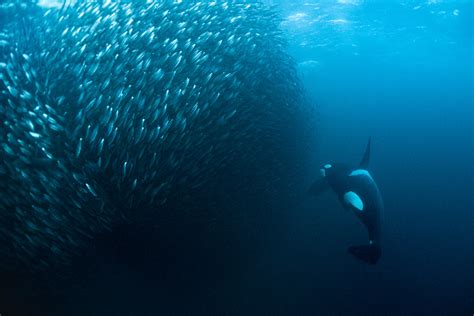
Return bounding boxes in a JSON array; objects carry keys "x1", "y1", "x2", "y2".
[{"x1": 309, "y1": 138, "x2": 383, "y2": 264}]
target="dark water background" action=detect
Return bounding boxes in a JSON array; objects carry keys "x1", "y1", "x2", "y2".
[
  {"x1": 2, "y1": 1, "x2": 473, "y2": 315},
  {"x1": 283, "y1": 0, "x2": 473, "y2": 314}
]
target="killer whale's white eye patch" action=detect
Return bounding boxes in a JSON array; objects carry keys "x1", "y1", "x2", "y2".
[
  {"x1": 344, "y1": 191, "x2": 364, "y2": 211},
  {"x1": 320, "y1": 164, "x2": 331, "y2": 177}
]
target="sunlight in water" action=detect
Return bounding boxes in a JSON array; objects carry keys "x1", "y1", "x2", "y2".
[
  {"x1": 37, "y1": 0, "x2": 76, "y2": 8},
  {"x1": 286, "y1": 12, "x2": 308, "y2": 22},
  {"x1": 337, "y1": 0, "x2": 363, "y2": 5}
]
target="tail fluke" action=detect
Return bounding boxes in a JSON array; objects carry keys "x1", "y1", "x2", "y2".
[{"x1": 348, "y1": 243, "x2": 381, "y2": 265}]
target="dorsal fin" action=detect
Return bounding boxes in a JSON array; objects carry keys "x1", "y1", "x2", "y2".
[{"x1": 359, "y1": 137, "x2": 371, "y2": 168}]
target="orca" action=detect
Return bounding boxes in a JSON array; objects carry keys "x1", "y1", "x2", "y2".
[{"x1": 309, "y1": 137, "x2": 383, "y2": 264}]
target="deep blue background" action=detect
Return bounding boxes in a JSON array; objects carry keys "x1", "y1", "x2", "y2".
[
  {"x1": 3, "y1": 1, "x2": 472, "y2": 315},
  {"x1": 282, "y1": 0, "x2": 473, "y2": 314},
  {"x1": 56, "y1": 1, "x2": 472, "y2": 315}
]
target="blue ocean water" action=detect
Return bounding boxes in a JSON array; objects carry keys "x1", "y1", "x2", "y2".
[
  {"x1": 281, "y1": 0, "x2": 473, "y2": 314},
  {"x1": 0, "y1": 1, "x2": 472, "y2": 315}
]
